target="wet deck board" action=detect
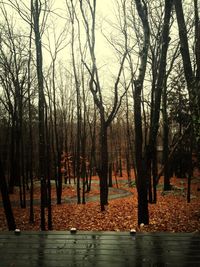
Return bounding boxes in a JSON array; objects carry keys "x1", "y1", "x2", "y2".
[{"x1": 0, "y1": 231, "x2": 200, "y2": 266}]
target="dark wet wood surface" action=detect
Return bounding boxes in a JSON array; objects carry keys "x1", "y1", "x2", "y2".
[{"x1": 0, "y1": 231, "x2": 200, "y2": 266}]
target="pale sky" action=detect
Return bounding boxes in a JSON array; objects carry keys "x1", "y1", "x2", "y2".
[{"x1": 44, "y1": 0, "x2": 120, "y2": 88}]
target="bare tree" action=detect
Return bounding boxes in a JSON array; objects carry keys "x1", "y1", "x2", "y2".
[
  {"x1": 0, "y1": 7, "x2": 31, "y2": 209},
  {"x1": 27, "y1": 5, "x2": 34, "y2": 223},
  {"x1": 118, "y1": 0, "x2": 173, "y2": 224},
  {"x1": 66, "y1": 0, "x2": 82, "y2": 203},
  {"x1": 45, "y1": 20, "x2": 69, "y2": 205},
  {"x1": 146, "y1": 0, "x2": 174, "y2": 203},
  {"x1": 131, "y1": 0, "x2": 150, "y2": 225},
  {"x1": 174, "y1": 0, "x2": 200, "y2": 164},
  {"x1": 79, "y1": 0, "x2": 128, "y2": 211},
  {"x1": 31, "y1": 0, "x2": 51, "y2": 230}
]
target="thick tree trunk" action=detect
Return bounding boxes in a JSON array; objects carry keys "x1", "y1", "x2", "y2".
[
  {"x1": 175, "y1": 0, "x2": 200, "y2": 164},
  {"x1": 137, "y1": 172, "x2": 149, "y2": 225},
  {"x1": 0, "y1": 158, "x2": 16, "y2": 230},
  {"x1": 134, "y1": 84, "x2": 149, "y2": 225},
  {"x1": 152, "y1": 147, "x2": 158, "y2": 203},
  {"x1": 108, "y1": 163, "x2": 113, "y2": 187},
  {"x1": 134, "y1": 0, "x2": 150, "y2": 225}
]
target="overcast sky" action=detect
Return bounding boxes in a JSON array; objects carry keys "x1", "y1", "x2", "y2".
[{"x1": 37, "y1": 0, "x2": 118, "y2": 87}]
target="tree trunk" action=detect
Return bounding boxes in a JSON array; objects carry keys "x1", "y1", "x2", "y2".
[
  {"x1": 52, "y1": 59, "x2": 62, "y2": 205},
  {"x1": 108, "y1": 162, "x2": 113, "y2": 187},
  {"x1": 27, "y1": 18, "x2": 34, "y2": 223},
  {"x1": 134, "y1": 85, "x2": 149, "y2": 225},
  {"x1": 0, "y1": 158, "x2": 16, "y2": 230},
  {"x1": 9, "y1": 117, "x2": 17, "y2": 193},
  {"x1": 162, "y1": 81, "x2": 171, "y2": 190},
  {"x1": 147, "y1": 0, "x2": 173, "y2": 200},
  {"x1": 175, "y1": 0, "x2": 200, "y2": 165},
  {"x1": 32, "y1": 0, "x2": 46, "y2": 230},
  {"x1": 133, "y1": 0, "x2": 150, "y2": 225},
  {"x1": 45, "y1": 109, "x2": 52, "y2": 230},
  {"x1": 99, "y1": 121, "x2": 109, "y2": 211}
]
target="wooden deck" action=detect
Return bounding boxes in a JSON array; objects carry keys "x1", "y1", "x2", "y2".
[{"x1": 0, "y1": 231, "x2": 200, "y2": 266}]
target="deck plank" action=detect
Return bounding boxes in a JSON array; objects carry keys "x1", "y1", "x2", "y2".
[{"x1": 0, "y1": 231, "x2": 200, "y2": 267}]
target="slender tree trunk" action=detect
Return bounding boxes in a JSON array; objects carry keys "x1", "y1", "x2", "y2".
[
  {"x1": 125, "y1": 93, "x2": 132, "y2": 185},
  {"x1": 162, "y1": 81, "x2": 171, "y2": 190},
  {"x1": 27, "y1": 15, "x2": 34, "y2": 223},
  {"x1": 19, "y1": 94, "x2": 26, "y2": 208},
  {"x1": 79, "y1": 0, "x2": 127, "y2": 211},
  {"x1": 45, "y1": 107, "x2": 52, "y2": 230},
  {"x1": 51, "y1": 59, "x2": 62, "y2": 205},
  {"x1": 75, "y1": 86, "x2": 81, "y2": 204},
  {"x1": 9, "y1": 118, "x2": 16, "y2": 193},
  {"x1": 69, "y1": 3, "x2": 82, "y2": 204},
  {"x1": 81, "y1": 75, "x2": 87, "y2": 204},
  {"x1": 32, "y1": 0, "x2": 46, "y2": 230},
  {"x1": 147, "y1": 0, "x2": 173, "y2": 202},
  {"x1": 99, "y1": 121, "x2": 108, "y2": 211},
  {"x1": 152, "y1": 146, "x2": 158, "y2": 203}
]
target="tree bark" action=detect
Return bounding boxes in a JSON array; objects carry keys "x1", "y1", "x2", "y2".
[
  {"x1": 174, "y1": 0, "x2": 200, "y2": 164},
  {"x1": 147, "y1": 0, "x2": 173, "y2": 201},
  {"x1": 162, "y1": 82, "x2": 171, "y2": 190},
  {"x1": 134, "y1": 0, "x2": 150, "y2": 225},
  {"x1": 99, "y1": 122, "x2": 108, "y2": 211},
  {"x1": 32, "y1": 0, "x2": 46, "y2": 231},
  {"x1": 0, "y1": 158, "x2": 16, "y2": 230}
]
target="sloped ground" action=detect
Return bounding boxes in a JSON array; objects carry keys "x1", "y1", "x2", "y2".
[{"x1": 0, "y1": 173, "x2": 200, "y2": 232}]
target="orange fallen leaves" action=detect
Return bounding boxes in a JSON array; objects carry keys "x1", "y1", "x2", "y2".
[{"x1": 0, "y1": 176, "x2": 200, "y2": 232}]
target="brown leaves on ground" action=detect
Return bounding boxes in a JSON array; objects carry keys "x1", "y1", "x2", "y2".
[{"x1": 0, "y1": 175, "x2": 200, "y2": 232}]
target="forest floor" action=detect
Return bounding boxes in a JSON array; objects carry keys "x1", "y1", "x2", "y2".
[{"x1": 0, "y1": 170, "x2": 200, "y2": 232}]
